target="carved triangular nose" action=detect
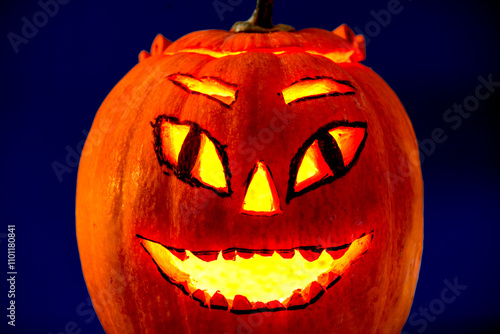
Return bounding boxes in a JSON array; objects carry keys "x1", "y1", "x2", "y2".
[{"x1": 240, "y1": 161, "x2": 282, "y2": 216}]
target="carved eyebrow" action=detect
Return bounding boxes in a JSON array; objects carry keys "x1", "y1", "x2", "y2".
[
  {"x1": 282, "y1": 77, "x2": 356, "y2": 104},
  {"x1": 167, "y1": 73, "x2": 238, "y2": 107}
]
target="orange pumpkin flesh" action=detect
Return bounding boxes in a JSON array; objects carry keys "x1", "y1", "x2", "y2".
[{"x1": 76, "y1": 22, "x2": 423, "y2": 333}]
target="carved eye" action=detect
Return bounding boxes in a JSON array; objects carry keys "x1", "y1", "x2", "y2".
[
  {"x1": 287, "y1": 121, "x2": 367, "y2": 202},
  {"x1": 153, "y1": 116, "x2": 231, "y2": 196},
  {"x1": 168, "y1": 73, "x2": 238, "y2": 107}
]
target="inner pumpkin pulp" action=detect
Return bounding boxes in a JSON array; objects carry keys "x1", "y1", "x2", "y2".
[{"x1": 139, "y1": 233, "x2": 372, "y2": 313}]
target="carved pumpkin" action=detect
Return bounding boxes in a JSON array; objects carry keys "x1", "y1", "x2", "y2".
[{"x1": 76, "y1": 1, "x2": 423, "y2": 333}]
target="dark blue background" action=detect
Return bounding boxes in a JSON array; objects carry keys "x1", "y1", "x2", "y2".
[{"x1": 1, "y1": 0, "x2": 499, "y2": 333}]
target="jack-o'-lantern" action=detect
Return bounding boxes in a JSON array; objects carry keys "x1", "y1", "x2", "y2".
[{"x1": 76, "y1": 0, "x2": 423, "y2": 333}]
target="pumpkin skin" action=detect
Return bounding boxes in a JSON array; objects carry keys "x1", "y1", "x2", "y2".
[{"x1": 76, "y1": 25, "x2": 423, "y2": 334}]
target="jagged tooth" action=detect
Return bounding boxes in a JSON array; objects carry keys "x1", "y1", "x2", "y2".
[
  {"x1": 284, "y1": 291, "x2": 308, "y2": 310},
  {"x1": 298, "y1": 248, "x2": 323, "y2": 262},
  {"x1": 302, "y1": 281, "x2": 324, "y2": 304},
  {"x1": 266, "y1": 300, "x2": 285, "y2": 312},
  {"x1": 222, "y1": 249, "x2": 236, "y2": 261},
  {"x1": 317, "y1": 271, "x2": 338, "y2": 288},
  {"x1": 326, "y1": 274, "x2": 341, "y2": 289},
  {"x1": 230, "y1": 295, "x2": 253, "y2": 313},
  {"x1": 192, "y1": 289, "x2": 209, "y2": 308},
  {"x1": 277, "y1": 249, "x2": 295, "y2": 259},
  {"x1": 236, "y1": 249, "x2": 254, "y2": 259},
  {"x1": 326, "y1": 247, "x2": 349, "y2": 260},
  {"x1": 169, "y1": 248, "x2": 187, "y2": 261},
  {"x1": 256, "y1": 249, "x2": 274, "y2": 257},
  {"x1": 178, "y1": 281, "x2": 191, "y2": 295},
  {"x1": 253, "y1": 301, "x2": 268, "y2": 312},
  {"x1": 192, "y1": 251, "x2": 219, "y2": 262},
  {"x1": 210, "y1": 291, "x2": 228, "y2": 310}
]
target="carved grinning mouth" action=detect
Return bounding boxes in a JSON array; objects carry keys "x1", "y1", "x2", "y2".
[{"x1": 137, "y1": 232, "x2": 373, "y2": 314}]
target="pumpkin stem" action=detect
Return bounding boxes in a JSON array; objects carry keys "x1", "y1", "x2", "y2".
[{"x1": 231, "y1": 0, "x2": 295, "y2": 33}]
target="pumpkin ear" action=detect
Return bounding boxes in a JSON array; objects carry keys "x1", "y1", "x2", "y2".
[
  {"x1": 138, "y1": 34, "x2": 172, "y2": 63},
  {"x1": 332, "y1": 24, "x2": 366, "y2": 62},
  {"x1": 138, "y1": 50, "x2": 151, "y2": 63},
  {"x1": 333, "y1": 24, "x2": 356, "y2": 42},
  {"x1": 151, "y1": 34, "x2": 172, "y2": 55}
]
